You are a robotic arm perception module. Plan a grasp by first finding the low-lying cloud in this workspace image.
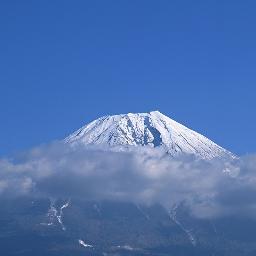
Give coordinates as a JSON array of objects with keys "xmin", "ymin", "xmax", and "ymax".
[{"xmin": 0, "ymin": 142, "xmax": 256, "ymax": 219}]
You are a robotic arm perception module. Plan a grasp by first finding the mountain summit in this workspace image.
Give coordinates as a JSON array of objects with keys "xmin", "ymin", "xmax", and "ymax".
[{"xmin": 65, "ymin": 111, "xmax": 233, "ymax": 160}]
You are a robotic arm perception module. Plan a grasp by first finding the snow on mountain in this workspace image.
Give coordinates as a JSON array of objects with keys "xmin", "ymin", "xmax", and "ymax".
[{"xmin": 64, "ymin": 111, "xmax": 234, "ymax": 160}]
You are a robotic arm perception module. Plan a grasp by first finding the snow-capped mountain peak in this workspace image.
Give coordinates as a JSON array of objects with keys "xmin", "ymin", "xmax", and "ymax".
[{"xmin": 65, "ymin": 111, "xmax": 234, "ymax": 160}]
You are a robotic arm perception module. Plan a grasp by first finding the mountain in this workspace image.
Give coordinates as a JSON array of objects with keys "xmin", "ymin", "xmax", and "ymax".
[
  {"xmin": 1, "ymin": 111, "xmax": 254, "ymax": 256},
  {"xmin": 65, "ymin": 111, "xmax": 234, "ymax": 160}
]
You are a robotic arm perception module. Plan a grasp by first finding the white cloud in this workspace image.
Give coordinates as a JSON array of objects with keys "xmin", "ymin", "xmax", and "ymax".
[{"xmin": 0, "ymin": 142, "xmax": 256, "ymax": 219}]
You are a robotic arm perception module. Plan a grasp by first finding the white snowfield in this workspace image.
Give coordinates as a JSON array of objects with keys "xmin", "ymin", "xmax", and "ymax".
[{"xmin": 65, "ymin": 111, "xmax": 234, "ymax": 160}]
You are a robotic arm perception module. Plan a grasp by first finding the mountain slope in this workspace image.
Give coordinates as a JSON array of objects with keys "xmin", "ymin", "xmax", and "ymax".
[{"xmin": 65, "ymin": 111, "xmax": 234, "ymax": 160}]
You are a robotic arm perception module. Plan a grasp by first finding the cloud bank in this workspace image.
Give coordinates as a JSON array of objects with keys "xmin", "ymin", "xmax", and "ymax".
[{"xmin": 0, "ymin": 142, "xmax": 256, "ymax": 219}]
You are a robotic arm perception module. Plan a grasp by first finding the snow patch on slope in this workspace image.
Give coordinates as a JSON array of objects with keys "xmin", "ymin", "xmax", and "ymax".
[
  {"xmin": 169, "ymin": 205, "xmax": 197, "ymax": 246},
  {"xmin": 78, "ymin": 239, "xmax": 93, "ymax": 248},
  {"xmin": 41, "ymin": 199, "xmax": 70, "ymax": 231}
]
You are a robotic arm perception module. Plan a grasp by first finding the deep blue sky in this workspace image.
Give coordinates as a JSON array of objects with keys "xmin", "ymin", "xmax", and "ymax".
[{"xmin": 0, "ymin": 0, "xmax": 255, "ymax": 156}]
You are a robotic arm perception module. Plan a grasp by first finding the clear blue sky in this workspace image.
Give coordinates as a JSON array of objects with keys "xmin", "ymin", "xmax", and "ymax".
[{"xmin": 0, "ymin": 0, "xmax": 255, "ymax": 156}]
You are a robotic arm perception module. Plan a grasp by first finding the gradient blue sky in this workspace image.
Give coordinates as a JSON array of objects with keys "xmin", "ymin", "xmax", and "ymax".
[{"xmin": 0, "ymin": 0, "xmax": 255, "ymax": 156}]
